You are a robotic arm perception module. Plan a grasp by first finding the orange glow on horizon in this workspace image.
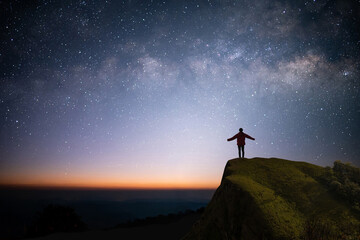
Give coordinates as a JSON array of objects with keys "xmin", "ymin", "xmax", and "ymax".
[
  {"xmin": 0, "ymin": 161, "xmax": 222, "ymax": 190},
  {"xmin": 0, "ymin": 180, "xmax": 218, "ymax": 190},
  {"xmin": 0, "ymin": 170, "xmax": 220, "ymax": 189}
]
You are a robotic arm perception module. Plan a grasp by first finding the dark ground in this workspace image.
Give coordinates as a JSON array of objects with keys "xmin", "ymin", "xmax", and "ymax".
[
  {"xmin": 0, "ymin": 187, "xmax": 213, "ymax": 240},
  {"xmin": 28, "ymin": 212, "xmax": 201, "ymax": 240}
]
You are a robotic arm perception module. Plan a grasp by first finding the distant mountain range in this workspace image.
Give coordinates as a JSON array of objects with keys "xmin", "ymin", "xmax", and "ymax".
[{"xmin": 0, "ymin": 188, "xmax": 212, "ymax": 239}]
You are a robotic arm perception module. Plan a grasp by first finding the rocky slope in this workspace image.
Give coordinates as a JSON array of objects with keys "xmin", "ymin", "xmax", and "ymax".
[{"xmin": 183, "ymin": 158, "xmax": 360, "ymax": 240}]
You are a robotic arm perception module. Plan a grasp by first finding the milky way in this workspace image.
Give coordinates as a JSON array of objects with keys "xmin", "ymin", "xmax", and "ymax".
[{"xmin": 1, "ymin": 0, "xmax": 359, "ymax": 187}]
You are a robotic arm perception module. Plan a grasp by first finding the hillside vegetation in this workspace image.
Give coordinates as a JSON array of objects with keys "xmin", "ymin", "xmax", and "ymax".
[{"xmin": 184, "ymin": 158, "xmax": 360, "ymax": 240}]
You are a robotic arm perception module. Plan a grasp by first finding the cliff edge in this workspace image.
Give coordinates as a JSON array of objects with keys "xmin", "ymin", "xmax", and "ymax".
[{"xmin": 183, "ymin": 158, "xmax": 360, "ymax": 240}]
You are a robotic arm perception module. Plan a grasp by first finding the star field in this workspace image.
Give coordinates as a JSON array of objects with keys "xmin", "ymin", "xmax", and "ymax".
[{"xmin": 1, "ymin": 0, "xmax": 359, "ymax": 188}]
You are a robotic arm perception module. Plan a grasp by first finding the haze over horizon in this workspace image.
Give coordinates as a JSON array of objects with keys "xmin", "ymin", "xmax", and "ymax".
[{"xmin": 1, "ymin": 0, "xmax": 359, "ymax": 189}]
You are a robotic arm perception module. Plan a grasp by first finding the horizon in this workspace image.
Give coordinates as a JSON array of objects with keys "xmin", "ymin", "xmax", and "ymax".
[
  {"xmin": 1, "ymin": 0, "xmax": 359, "ymax": 188},
  {"xmin": 0, "ymin": 157, "xmax": 348, "ymax": 189},
  {"xmin": 0, "ymin": 181, "xmax": 218, "ymax": 190},
  {"xmin": 0, "ymin": 184, "xmax": 217, "ymax": 190}
]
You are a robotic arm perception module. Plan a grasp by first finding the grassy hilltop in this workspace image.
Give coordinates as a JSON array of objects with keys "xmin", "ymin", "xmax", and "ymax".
[{"xmin": 184, "ymin": 158, "xmax": 360, "ymax": 240}]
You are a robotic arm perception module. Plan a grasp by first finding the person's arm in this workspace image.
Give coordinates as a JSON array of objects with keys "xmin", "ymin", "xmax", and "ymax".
[
  {"xmin": 227, "ymin": 134, "xmax": 238, "ymax": 141},
  {"xmin": 245, "ymin": 134, "xmax": 255, "ymax": 141}
]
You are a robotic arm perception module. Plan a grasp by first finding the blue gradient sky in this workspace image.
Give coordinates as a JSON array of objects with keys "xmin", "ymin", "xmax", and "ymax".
[{"xmin": 1, "ymin": 0, "xmax": 359, "ymax": 188}]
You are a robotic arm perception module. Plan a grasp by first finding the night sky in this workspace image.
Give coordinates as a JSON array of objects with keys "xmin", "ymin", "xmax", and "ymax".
[{"xmin": 1, "ymin": 0, "xmax": 359, "ymax": 188}]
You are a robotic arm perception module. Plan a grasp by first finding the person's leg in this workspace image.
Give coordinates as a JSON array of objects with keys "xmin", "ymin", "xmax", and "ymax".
[
  {"xmin": 238, "ymin": 145, "xmax": 241, "ymax": 158},
  {"xmin": 241, "ymin": 145, "xmax": 245, "ymax": 158}
]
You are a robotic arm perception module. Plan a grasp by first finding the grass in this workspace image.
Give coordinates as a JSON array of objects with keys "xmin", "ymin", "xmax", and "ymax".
[{"xmin": 224, "ymin": 158, "xmax": 360, "ymax": 239}]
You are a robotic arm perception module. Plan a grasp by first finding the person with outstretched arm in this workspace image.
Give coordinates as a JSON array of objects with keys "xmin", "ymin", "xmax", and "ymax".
[{"xmin": 227, "ymin": 128, "xmax": 255, "ymax": 158}]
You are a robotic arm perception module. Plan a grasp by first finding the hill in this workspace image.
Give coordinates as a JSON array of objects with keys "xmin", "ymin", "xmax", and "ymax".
[{"xmin": 183, "ymin": 158, "xmax": 360, "ymax": 240}]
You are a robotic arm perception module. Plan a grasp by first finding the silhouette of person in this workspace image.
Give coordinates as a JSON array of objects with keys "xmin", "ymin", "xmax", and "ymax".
[{"xmin": 227, "ymin": 128, "xmax": 255, "ymax": 158}]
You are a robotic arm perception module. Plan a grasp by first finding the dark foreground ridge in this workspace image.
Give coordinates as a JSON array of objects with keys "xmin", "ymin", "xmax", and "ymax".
[{"xmin": 183, "ymin": 157, "xmax": 360, "ymax": 240}]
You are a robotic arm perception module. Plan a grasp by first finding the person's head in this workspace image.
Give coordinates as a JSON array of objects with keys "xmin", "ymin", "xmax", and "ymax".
[{"xmin": 239, "ymin": 128, "xmax": 243, "ymax": 132}]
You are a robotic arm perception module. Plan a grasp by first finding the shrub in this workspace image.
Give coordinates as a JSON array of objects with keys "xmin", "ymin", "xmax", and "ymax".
[{"xmin": 320, "ymin": 161, "xmax": 360, "ymax": 212}]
